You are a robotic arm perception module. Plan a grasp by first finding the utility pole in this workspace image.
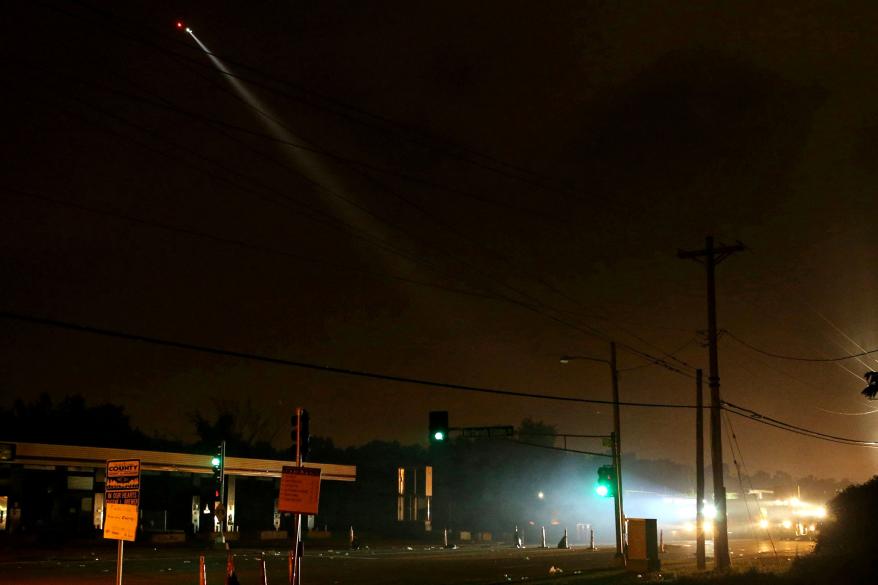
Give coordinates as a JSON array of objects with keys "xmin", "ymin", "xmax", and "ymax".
[
  {"xmin": 678, "ymin": 236, "xmax": 744, "ymax": 571},
  {"xmin": 695, "ymin": 369, "xmax": 705, "ymax": 570},
  {"xmin": 610, "ymin": 342, "xmax": 625, "ymax": 563}
]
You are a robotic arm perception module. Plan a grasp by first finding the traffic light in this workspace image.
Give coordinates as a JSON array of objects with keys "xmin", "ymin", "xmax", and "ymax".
[
  {"xmin": 212, "ymin": 442, "xmax": 225, "ymax": 502},
  {"xmin": 429, "ymin": 411, "xmax": 449, "ymax": 443},
  {"xmin": 595, "ymin": 464, "xmax": 616, "ymax": 498},
  {"xmin": 291, "ymin": 408, "xmax": 311, "ymax": 462}
]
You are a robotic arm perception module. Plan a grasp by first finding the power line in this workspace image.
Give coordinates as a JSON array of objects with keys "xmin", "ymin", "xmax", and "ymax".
[
  {"xmin": 8, "ymin": 61, "xmax": 566, "ymax": 321},
  {"xmin": 723, "ymin": 408, "xmax": 875, "ymax": 447},
  {"xmin": 722, "ymin": 411, "xmax": 778, "ymax": 557},
  {"xmin": 722, "ymin": 401, "xmax": 878, "ymax": 447},
  {"xmin": 6, "ymin": 308, "xmax": 874, "ymax": 452},
  {"xmin": 1, "ymin": 186, "xmax": 499, "ymax": 302},
  {"xmin": 7, "ymin": 72, "xmax": 696, "ymax": 378},
  {"xmin": 725, "ymin": 330, "xmax": 878, "ymax": 364},
  {"xmin": 0, "ymin": 310, "xmax": 700, "ymax": 410},
  {"xmin": 7, "ymin": 72, "xmax": 467, "ymax": 290},
  {"xmin": 15, "ymin": 7, "xmax": 702, "ymax": 378},
  {"xmin": 42, "ymin": 69, "xmax": 694, "ymax": 378}
]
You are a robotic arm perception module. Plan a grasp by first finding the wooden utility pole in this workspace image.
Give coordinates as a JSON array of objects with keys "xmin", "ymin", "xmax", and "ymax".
[
  {"xmin": 678, "ymin": 236, "xmax": 744, "ymax": 571},
  {"xmin": 695, "ymin": 369, "xmax": 705, "ymax": 570}
]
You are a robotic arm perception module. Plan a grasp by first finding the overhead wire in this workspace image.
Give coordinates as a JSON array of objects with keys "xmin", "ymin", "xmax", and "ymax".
[
  {"xmin": 721, "ymin": 401, "xmax": 878, "ymax": 447},
  {"xmin": 17, "ymin": 0, "xmax": 878, "ymax": 463},
  {"xmin": 22, "ymin": 2, "xmax": 702, "ymax": 377},
  {"xmin": 6, "ymin": 308, "xmax": 875, "ymax": 453},
  {"xmin": 721, "ymin": 410, "xmax": 778, "ymax": 557},
  {"xmin": 17, "ymin": 58, "xmax": 698, "ymax": 379},
  {"xmin": 77, "ymin": 45, "xmax": 697, "ymax": 375},
  {"xmin": 725, "ymin": 331, "xmax": 878, "ymax": 364},
  {"xmin": 10, "ymin": 70, "xmax": 695, "ymax": 379},
  {"xmin": 721, "ymin": 331, "xmax": 875, "ymax": 416},
  {"xmin": 1, "ymin": 186, "xmax": 502, "ymax": 302},
  {"xmin": 42, "ymin": 0, "xmax": 704, "ymax": 371},
  {"xmin": 723, "ymin": 293, "xmax": 867, "ymax": 383},
  {"xmin": 0, "ymin": 310, "xmax": 700, "ymax": 410},
  {"xmin": 5, "ymin": 67, "xmax": 483, "ymax": 296}
]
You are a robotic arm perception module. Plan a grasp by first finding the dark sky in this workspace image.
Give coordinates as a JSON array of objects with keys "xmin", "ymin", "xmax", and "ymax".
[{"xmin": 2, "ymin": 1, "xmax": 877, "ymax": 482}]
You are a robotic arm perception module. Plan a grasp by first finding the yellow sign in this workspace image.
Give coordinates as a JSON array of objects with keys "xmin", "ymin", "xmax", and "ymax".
[
  {"xmin": 103, "ymin": 503, "xmax": 138, "ymax": 542},
  {"xmin": 278, "ymin": 466, "xmax": 321, "ymax": 514}
]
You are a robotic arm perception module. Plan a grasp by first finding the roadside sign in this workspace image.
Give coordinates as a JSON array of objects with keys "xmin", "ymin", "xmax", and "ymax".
[
  {"xmin": 104, "ymin": 459, "xmax": 140, "ymax": 542},
  {"xmin": 278, "ymin": 466, "xmax": 321, "ymax": 514},
  {"xmin": 105, "ymin": 459, "xmax": 141, "ymax": 505},
  {"xmin": 104, "ymin": 503, "xmax": 138, "ymax": 541}
]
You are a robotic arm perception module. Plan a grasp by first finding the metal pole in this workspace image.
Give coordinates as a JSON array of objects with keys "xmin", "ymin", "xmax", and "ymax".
[
  {"xmin": 116, "ymin": 540, "xmax": 123, "ymax": 585},
  {"xmin": 706, "ymin": 237, "xmax": 731, "ymax": 570},
  {"xmin": 292, "ymin": 407, "xmax": 303, "ymax": 585},
  {"xmin": 610, "ymin": 342, "xmax": 625, "ymax": 563},
  {"xmin": 696, "ymin": 369, "xmax": 706, "ymax": 569},
  {"xmin": 220, "ymin": 440, "xmax": 226, "ymax": 537}
]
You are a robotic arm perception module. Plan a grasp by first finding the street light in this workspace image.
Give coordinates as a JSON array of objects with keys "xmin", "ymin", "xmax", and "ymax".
[{"xmin": 560, "ymin": 341, "xmax": 625, "ymax": 562}]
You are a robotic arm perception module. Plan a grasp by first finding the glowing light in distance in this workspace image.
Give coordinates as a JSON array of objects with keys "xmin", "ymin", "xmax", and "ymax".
[
  {"xmin": 433, "ymin": 431, "xmax": 445, "ymax": 441},
  {"xmin": 595, "ymin": 484, "xmax": 609, "ymax": 497},
  {"xmin": 537, "ymin": 491, "xmax": 544, "ymax": 499},
  {"xmin": 211, "ymin": 456, "xmax": 221, "ymax": 466},
  {"xmin": 703, "ymin": 504, "xmax": 717, "ymax": 519},
  {"xmin": 758, "ymin": 519, "xmax": 769, "ymax": 529},
  {"xmin": 782, "ymin": 520, "xmax": 792, "ymax": 529},
  {"xmin": 816, "ymin": 507, "xmax": 827, "ymax": 518}
]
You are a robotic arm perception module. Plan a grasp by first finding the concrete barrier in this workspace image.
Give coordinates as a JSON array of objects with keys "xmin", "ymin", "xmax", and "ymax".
[
  {"xmin": 150, "ymin": 532, "xmax": 187, "ymax": 544},
  {"xmin": 306, "ymin": 530, "xmax": 332, "ymax": 539},
  {"xmin": 260, "ymin": 530, "xmax": 288, "ymax": 541}
]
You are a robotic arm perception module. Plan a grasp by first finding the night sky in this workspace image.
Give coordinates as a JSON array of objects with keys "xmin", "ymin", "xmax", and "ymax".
[{"xmin": 2, "ymin": 1, "xmax": 877, "ymax": 482}]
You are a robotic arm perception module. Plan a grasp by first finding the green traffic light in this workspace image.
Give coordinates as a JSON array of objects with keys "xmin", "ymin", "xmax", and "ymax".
[
  {"xmin": 595, "ymin": 484, "xmax": 609, "ymax": 497},
  {"xmin": 433, "ymin": 431, "xmax": 445, "ymax": 441},
  {"xmin": 211, "ymin": 456, "xmax": 221, "ymax": 467}
]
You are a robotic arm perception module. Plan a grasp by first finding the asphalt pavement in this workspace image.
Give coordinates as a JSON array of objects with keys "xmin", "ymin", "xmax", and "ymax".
[{"xmin": 0, "ymin": 538, "xmax": 815, "ymax": 585}]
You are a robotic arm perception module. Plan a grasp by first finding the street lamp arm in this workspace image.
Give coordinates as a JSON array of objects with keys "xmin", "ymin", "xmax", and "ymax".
[{"xmin": 559, "ymin": 354, "xmax": 611, "ymax": 366}]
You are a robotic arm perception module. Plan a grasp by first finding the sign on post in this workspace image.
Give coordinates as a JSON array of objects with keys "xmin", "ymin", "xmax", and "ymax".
[
  {"xmin": 278, "ymin": 466, "xmax": 321, "ymax": 515},
  {"xmin": 104, "ymin": 459, "xmax": 140, "ymax": 542}
]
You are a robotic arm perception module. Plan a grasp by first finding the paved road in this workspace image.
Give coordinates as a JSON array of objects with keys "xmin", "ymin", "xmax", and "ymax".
[{"xmin": 0, "ymin": 539, "xmax": 815, "ymax": 584}]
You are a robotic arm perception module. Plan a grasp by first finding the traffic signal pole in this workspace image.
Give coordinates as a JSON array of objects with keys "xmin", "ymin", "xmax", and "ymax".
[{"xmin": 560, "ymin": 345, "xmax": 625, "ymax": 563}]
